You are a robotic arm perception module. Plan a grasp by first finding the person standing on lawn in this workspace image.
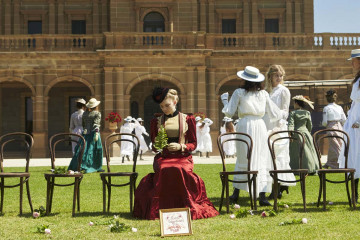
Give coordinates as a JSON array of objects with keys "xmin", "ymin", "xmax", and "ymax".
[
  {"xmin": 135, "ymin": 117, "xmax": 149, "ymax": 160},
  {"xmin": 69, "ymin": 98, "xmax": 86, "ymax": 155},
  {"xmin": 197, "ymin": 117, "xmax": 213, "ymax": 158}
]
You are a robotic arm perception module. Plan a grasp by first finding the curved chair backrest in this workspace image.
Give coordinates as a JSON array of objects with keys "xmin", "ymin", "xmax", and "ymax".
[
  {"xmin": 0, "ymin": 132, "xmax": 34, "ymax": 173},
  {"xmin": 313, "ymin": 129, "xmax": 350, "ymax": 169},
  {"xmin": 104, "ymin": 133, "xmax": 140, "ymax": 173},
  {"xmin": 48, "ymin": 133, "xmax": 86, "ymax": 171},
  {"xmin": 268, "ymin": 130, "xmax": 305, "ymax": 170},
  {"xmin": 217, "ymin": 132, "xmax": 253, "ymax": 172}
]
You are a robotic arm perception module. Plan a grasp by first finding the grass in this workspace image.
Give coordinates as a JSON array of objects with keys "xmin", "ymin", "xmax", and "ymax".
[{"xmin": 1, "ymin": 164, "xmax": 360, "ymax": 239}]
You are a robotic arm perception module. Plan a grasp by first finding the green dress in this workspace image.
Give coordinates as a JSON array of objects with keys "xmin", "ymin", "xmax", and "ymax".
[
  {"xmin": 68, "ymin": 110, "xmax": 103, "ymax": 173},
  {"xmin": 288, "ymin": 109, "xmax": 319, "ymax": 174}
]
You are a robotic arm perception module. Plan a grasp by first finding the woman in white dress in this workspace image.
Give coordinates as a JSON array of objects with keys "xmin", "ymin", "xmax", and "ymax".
[
  {"xmin": 120, "ymin": 116, "xmax": 139, "ymax": 163},
  {"xmin": 198, "ymin": 118, "xmax": 213, "ymax": 158},
  {"xmin": 69, "ymin": 98, "xmax": 86, "ymax": 155},
  {"xmin": 220, "ymin": 117, "xmax": 236, "ymax": 158},
  {"xmin": 221, "ymin": 66, "xmax": 281, "ymax": 206},
  {"xmin": 322, "ymin": 90, "xmax": 346, "ymax": 169},
  {"xmin": 194, "ymin": 116, "xmax": 202, "ymax": 155},
  {"xmin": 135, "ymin": 118, "xmax": 150, "ymax": 160},
  {"xmin": 338, "ymin": 49, "xmax": 360, "ymax": 202},
  {"xmin": 264, "ymin": 65, "xmax": 296, "ymax": 199}
]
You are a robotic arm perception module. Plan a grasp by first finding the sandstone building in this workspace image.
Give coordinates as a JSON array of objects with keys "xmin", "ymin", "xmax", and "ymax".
[{"xmin": 0, "ymin": 0, "xmax": 358, "ymax": 156}]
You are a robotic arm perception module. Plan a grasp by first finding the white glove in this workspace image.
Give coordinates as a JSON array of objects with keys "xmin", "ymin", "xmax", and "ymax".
[
  {"xmin": 221, "ymin": 92, "xmax": 229, "ymax": 105},
  {"xmin": 94, "ymin": 132, "xmax": 99, "ymax": 142},
  {"xmin": 167, "ymin": 142, "xmax": 181, "ymax": 152}
]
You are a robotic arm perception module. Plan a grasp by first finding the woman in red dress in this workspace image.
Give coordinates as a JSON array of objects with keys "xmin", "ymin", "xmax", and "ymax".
[{"xmin": 133, "ymin": 87, "xmax": 219, "ymax": 220}]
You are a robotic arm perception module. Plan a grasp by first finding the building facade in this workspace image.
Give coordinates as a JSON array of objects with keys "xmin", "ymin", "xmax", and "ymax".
[{"xmin": 0, "ymin": 0, "xmax": 358, "ymax": 156}]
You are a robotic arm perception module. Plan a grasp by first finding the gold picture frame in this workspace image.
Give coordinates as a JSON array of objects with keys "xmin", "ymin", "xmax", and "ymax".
[{"xmin": 159, "ymin": 208, "xmax": 193, "ymax": 237}]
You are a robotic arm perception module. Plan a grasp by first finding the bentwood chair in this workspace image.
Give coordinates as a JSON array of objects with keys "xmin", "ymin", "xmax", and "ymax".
[
  {"xmin": 100, "ymin": 133, "xmax": 140, "ymax": 213},
  {"xmin": 217, "ymin": 132, "xmax": 258, "ymax": 213},
  {"xmin": 44, "ymin": 133, "xmax": 85, "ymax": 217},
  {"xmin": 0, "ymin": 132, "xmax": 34, "ymax": 215},
  {"xmin": 268, "ymin": 130, "xmax": 308, "ymax": 211},
  {"xmin": 313, "ymin": 129, "xmax": 356, "ymax": 210}
]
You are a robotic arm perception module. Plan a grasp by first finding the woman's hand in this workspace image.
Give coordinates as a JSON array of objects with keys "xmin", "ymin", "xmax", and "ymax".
[{"xmin": 167, "ymin": 143, "xmax": 181, "ymax": 151}]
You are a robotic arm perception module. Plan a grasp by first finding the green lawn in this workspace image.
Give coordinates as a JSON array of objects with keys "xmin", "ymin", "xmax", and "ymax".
[{"xmin": 0, "ymin": 164, "xmax": 359, "ymax": 239}]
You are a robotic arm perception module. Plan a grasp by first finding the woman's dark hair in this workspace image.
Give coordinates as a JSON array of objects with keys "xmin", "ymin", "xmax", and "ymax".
[
  {"xmin": 199, "ymin": 122, "xmax": 205, "ymax": 129},
  {"xmin": 76, "ymin": 102, "xmax": 85, "ymax": 109},
  {"xmin": 294, "ymin": 99, "xmax": 306, "ymax": 108},
  {"xmin": 225, "ymin": 122, "xmax": 235, "ymax": 133},
  {"xmin": 241, "ymin": 80, "xmax": 264, "ymax": 92}
]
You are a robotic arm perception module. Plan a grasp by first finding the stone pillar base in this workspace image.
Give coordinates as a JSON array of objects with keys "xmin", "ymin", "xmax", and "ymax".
[{"xmin": 32, "ymin": 131, "xmax": 48, "ymax": 158}]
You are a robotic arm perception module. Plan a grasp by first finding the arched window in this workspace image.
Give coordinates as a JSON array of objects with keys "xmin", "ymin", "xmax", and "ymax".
[{"xmin": 143, "ymin": 12, "xmax": 165, "ymax": 32}]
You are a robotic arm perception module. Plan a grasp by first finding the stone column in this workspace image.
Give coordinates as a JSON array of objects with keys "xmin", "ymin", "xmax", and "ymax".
[
  {"xmin": 197, "ymin": 66, "xmax": 207, "ymax": 114},
  {"xmin": 33, "ymin": 70, "xmax": 47, "ymax": 157},
  {"xmin": 101, "ymin": 0, "xmax": 108, "ymax": 32},
  {"xmin": 251, "ymin": 0, "xmax": 258, "ymax": 33},
  {"xmin": 94, "ymin": 69, "xmax": 102, "ymax": 100},
  {"xmin": 103, "ymin": 67, "xmax": 114, "ymax": 130},
  {"xmin": 124, "ymin": 94, "xmax": 131, "ymax": 117},
  {"xmin": 135, "ymin": 7, "xmax": 140, "ymax": 32},
  {"xmin": 92, "ymin": 0, "xmax": 99, "ymax": 34},
  {"xmin": 191, "ymin": 0, "xmax": 198, "ymax": 31},
  {"xmin": 208, "ymin": 68, "xmax": 218, "ymax": 129},
  {"xmin": 57, "ymin": 0, "xmax": 65, "ymax": 34},
  {"xmin": 243, "ymin": 0, "xmax": 250, "ymax": 33},
  {"xmin": 286, "ymin": 0, "xmax": 293, "ymax": 33},
  {"xmin": 114, "ymin": 67, "xmax": 124, "ymax": 114},
  {"xmin": 186, "ymin": 67, "xmax": 195, "ymax": 113},
  {"xmin": 48, "ymin": 0, "xmax": 55, "ymax": 34},
  {"xmin": 294, "ymin": 0, "xmax": 301, "ymax": 33},
  {"xmin": 208, "ymin": 0, "xmax": 215, "ymax": 33},
  {"xmin": 199, "ymin": 0, "xmax": 207, "ymax": 32},
  {"xmin": 4, "ymin": 0, "xmax": 11, "ymax": 34},
  {"xmin": 13, "ymin": 0, "xmax": 20, "ymax": 34}
]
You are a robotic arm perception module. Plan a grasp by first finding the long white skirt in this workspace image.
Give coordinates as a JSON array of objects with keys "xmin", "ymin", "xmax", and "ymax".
[
  {"xmin": 136, "ymin": 134, "xmax": 149, "ymax": 152},
  {"xmin": 198, "ymin": 133, "xmax": 212, "ymax": 152},
  {"xmin": 121, "ymin": 135, "xmax": 134, "ymax": 156},
  {"xmin": 222, "ymin": 134, "xmax": 236, "ymax": 156},
  {"xmin": 233, "ymin": 116, "xmax": 273, "ymax": 197}
]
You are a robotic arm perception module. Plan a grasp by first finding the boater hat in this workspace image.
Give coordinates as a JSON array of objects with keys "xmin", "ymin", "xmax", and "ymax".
[
  {"xmin": 136, "ymin": 118, "xmax": 143, "ymax": 122},
  {"xmin": 292, "ymin": 95, "xmax": 314, "ymax": 110},
  {"xmin": 237, "ymin": 66, "xmax": 265, "ymax": 82},
  {"xmin": 75, "ymin": 98, "xmax": 86, "ymax": 105},
  {"xmin": 86, "ymin": 98, "xmax": 100, "ymax": 108},
  {"xmin": 348, "ymin": 49, "xmax": 360, "ymax": 60},
  {"xmin": 195, "ymin": 116, "xmax": 202, "ymax": 122},
  {"xmin": 124, "ymin": 116, "xmax": 133, "ymax": 122}
]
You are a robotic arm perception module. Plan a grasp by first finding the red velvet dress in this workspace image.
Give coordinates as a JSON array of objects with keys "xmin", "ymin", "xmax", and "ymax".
[{"xmin": 133, "ymin": 113, "xmax": 219, "ymax": 220}]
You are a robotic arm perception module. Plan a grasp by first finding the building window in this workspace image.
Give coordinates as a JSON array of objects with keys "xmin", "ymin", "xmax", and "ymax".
[
  {"xmin": 72, "ymin": 20, "xmax": 86, "ymax": 34},
  {"xmin": 265, "ymin": 19, "xmax": 279, "ymax": 33},
  {"xmin": 143, "ymin": 12, "xmax": 165, "ymax": 32},
  {"xmin": 28, "ymin": 21, "xmax": 42, "ymax": 34},
  {"xmin": 222, "ymin": 19, "xmax": 236, "ymax": 33}
]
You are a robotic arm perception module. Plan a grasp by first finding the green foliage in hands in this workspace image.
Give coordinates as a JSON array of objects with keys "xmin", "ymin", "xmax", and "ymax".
[{"xmin": 154, "ymin": 125, "xmax": 168, "ymax": 152}]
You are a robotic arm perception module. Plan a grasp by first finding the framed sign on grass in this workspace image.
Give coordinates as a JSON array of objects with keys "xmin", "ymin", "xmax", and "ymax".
[{"xmin": 159, "ymin": 208, "xmax": 193, "ymax": 237}]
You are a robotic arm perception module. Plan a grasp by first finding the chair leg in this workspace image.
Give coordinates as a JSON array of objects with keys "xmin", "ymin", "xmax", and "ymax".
[
  {"xmin": 322, "ymin": 173, "xmax": 326, "ymax": 210},
  {"xmin": 26, "ymin": 179, "xmax": 33, "ymax": 213},
  {"xmin": 225, "ymin": 175, "xmax": 229, "ymax": 213},
  {"xmin": 273, "ymin": 175, "xmax": 278, "ymax": 211},
  {"xmin": 49, "ymin": 177, "xmax": 55, "ymax": 214},
  {"xmin": 72, "ymin": 177, "xmax": 79, "ymax": 217},
  {"xmin": 248, "ymin": 178, "xmax": 253, "ymax": 210},
  {"xmin": 301, "ymin": 174, "xmax": 306, "ymax": 212},
  {"xmin": 77, "ymin": 182, "xmax": 80, "ymax": 212},
  {"xmin": 317, "ymin": 174, "xmax": 322, "ymax": 208},
  {"xmin": 130, "ymin": 177, "xmax": 134, "ymax": 213},
  {"xmin": 219, "ymin": 175, "xmax": 225, "ymax": 212},
  {"xmin": 253, "ymin": 175, "xmax": 257, "ymax": 211},
  {"xmin": 351, "ymin": 173, "xmax": 356, "ymax": 209},
  {"xmin": 0, "ymin": 178, "xmax": 4, "ymax": 214},
  {"xmin": 45, "ymin": 177, "xmax": 50, "ymax": 215},
  {"xmin": 19, "ymin": 177, "xmax": 23, "ymax": 216},
  {"xmin": 107, "ymin": 177, "xmax": 112, "ymax": 212},
  {"xmin": 101, "ymin": 177, "xmax": 106, "ymax": 213},
  {"xmin": 345, "ymin": 173, "xmax": 352, "ymax": 208}
]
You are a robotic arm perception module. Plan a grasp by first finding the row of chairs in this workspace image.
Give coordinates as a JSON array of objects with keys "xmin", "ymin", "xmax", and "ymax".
[
  {"xmin": 0, "ymin": 129, "xmax": 356, "ymax": 216},
  {"xmin": 0, "ymin": 132, "xmax": 139, "ymax": 217},
  {"xmin": 217, "ymin": 129, "xmax": 356, "ymax": 213}
]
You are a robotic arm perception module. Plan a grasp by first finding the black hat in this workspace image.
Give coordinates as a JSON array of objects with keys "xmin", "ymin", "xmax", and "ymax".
[
  {"xmin": 325, "ymin": 89, "xmax": 337, "ymax": 96},
  {"xmin": 152, "ymin": 87, "xmax": 169, "ymax": 104}
]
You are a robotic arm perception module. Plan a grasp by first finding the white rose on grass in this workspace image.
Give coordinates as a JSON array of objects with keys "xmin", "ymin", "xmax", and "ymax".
[
  {"xmin": 32, "ymin": 212, "xmax": 40, "ymax": 218},
  {"xmin": 89, "ymin": 221, "xmax": 94, "ymax": 226},
  {"xmin": 131, "ymin": 227, "xmax": 138, "ymax": 233},
  {"xmin": 44, "ymin": 229, "xmax": 51, "ymax": 234},
  {"xmin": 114, "ymin": 215, "xmax": 119, "ymax": 219},
  {"xmin": 302, "ymin": 218, "xmax": 308, "ymax": 224},
  {"xmin": 284, "ymin": 204, "xmax": 289, "ymax": 208},
  {"xmin": 234, "ymin": 204, "xmax": 240, "ymax": 209},
  {"xmin": 229, "ymin": 214, "xmax": 236, "ymax": 219}
]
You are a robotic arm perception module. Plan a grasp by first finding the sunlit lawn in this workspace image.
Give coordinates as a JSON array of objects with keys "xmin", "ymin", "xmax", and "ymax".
[{"xmin": 0, "ymin": 164, "xmax": 360, "ymax": 239}]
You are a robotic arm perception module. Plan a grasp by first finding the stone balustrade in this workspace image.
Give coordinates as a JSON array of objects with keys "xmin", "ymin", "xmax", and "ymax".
[{"xmin": 0, "ymin": 32, "xmax": 359, "ymax": 52}]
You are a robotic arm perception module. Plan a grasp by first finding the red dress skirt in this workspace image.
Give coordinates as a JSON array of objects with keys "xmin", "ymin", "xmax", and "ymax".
[{"xmin": 133, "ymin": 151, "xmax": 219, "ymax": 220}]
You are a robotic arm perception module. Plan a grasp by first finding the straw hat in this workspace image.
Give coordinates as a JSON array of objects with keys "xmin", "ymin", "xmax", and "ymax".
[
  {"xmin": 292, "ymin": 95, "xmax": 314, "ymax": 109},
  {"xmin": 86, "ymin": 98, "xmax": 100, "ymax": 108},
  {"xmin": 237, "ymin": 66, "xmax": 265, "ymax": 82},
  {"xmin": 124, "ymin": 116, "xmax": 133, "ymax": 122},
  {"xmin": 347, "ymin": 49, "xmax": 360, "ymax": 60},
  {"xmin": 75, "ymin": 98, "xmax": 86, "ymax": 105}
]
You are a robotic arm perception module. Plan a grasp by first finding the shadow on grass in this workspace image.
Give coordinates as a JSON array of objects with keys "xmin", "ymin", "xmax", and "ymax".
[{"xmin": 75, "ymin": 211, "xmax": 134, "ymax": 219}]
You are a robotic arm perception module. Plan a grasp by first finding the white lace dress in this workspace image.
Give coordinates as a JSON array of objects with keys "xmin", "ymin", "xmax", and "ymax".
[
  {"xmin": 69, "ymin": 109, "xmax": 84, "ymax": 154},
  {"xmin": 198, "ymin": 119, "xmax": 213, "ymax": 153},
  {"xmin": 264, "ymin": 84, "xmax": 296, "ymax": 186},
  {"xmin": 135, "ymin": 125, "xmax": 149, "ymax": 152},
  {"xmin": 120, "ymin": 122, "xmax": 137, "ymax": 156},
  {"xmin": 220, "ymin": 125, "xmax": 236, "ymax": 156},
  {"xmin": 222, "ymin": 88, "xmax": 281, "ymax": 197}
]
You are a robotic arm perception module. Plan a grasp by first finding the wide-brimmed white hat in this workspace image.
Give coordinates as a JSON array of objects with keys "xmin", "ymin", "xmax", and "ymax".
[
  {"xmin": 348, "ymin": 49, "xmax": 360, "ymax": 60},
  {"xmin": 237, "ymin": 66, "xmax": 265, "ymax": 82},
  {"xmin": 195, "ymin": 116, "xmax": 202, "ymax": 122},
  {"xmin": 75, "ymin": 98, "xmax": 86, "ymax": 105},
  {"xmin": 292, "ymin": 95, "xmax": 314, "ymax": 109},
  {"xmin": 203, "ymin": 118, "xmax": 211, "ymax": 123},
  {"xmin": 124, "ymin": 116, "xmax": 132, "ymax": 122},
  {"xmin": 137, "ymin": 118, "xmax": 143, "ymax": 122},
  {"xmin": 86, "ymin": 98, "xmax": 100, "ymax": 108}
]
